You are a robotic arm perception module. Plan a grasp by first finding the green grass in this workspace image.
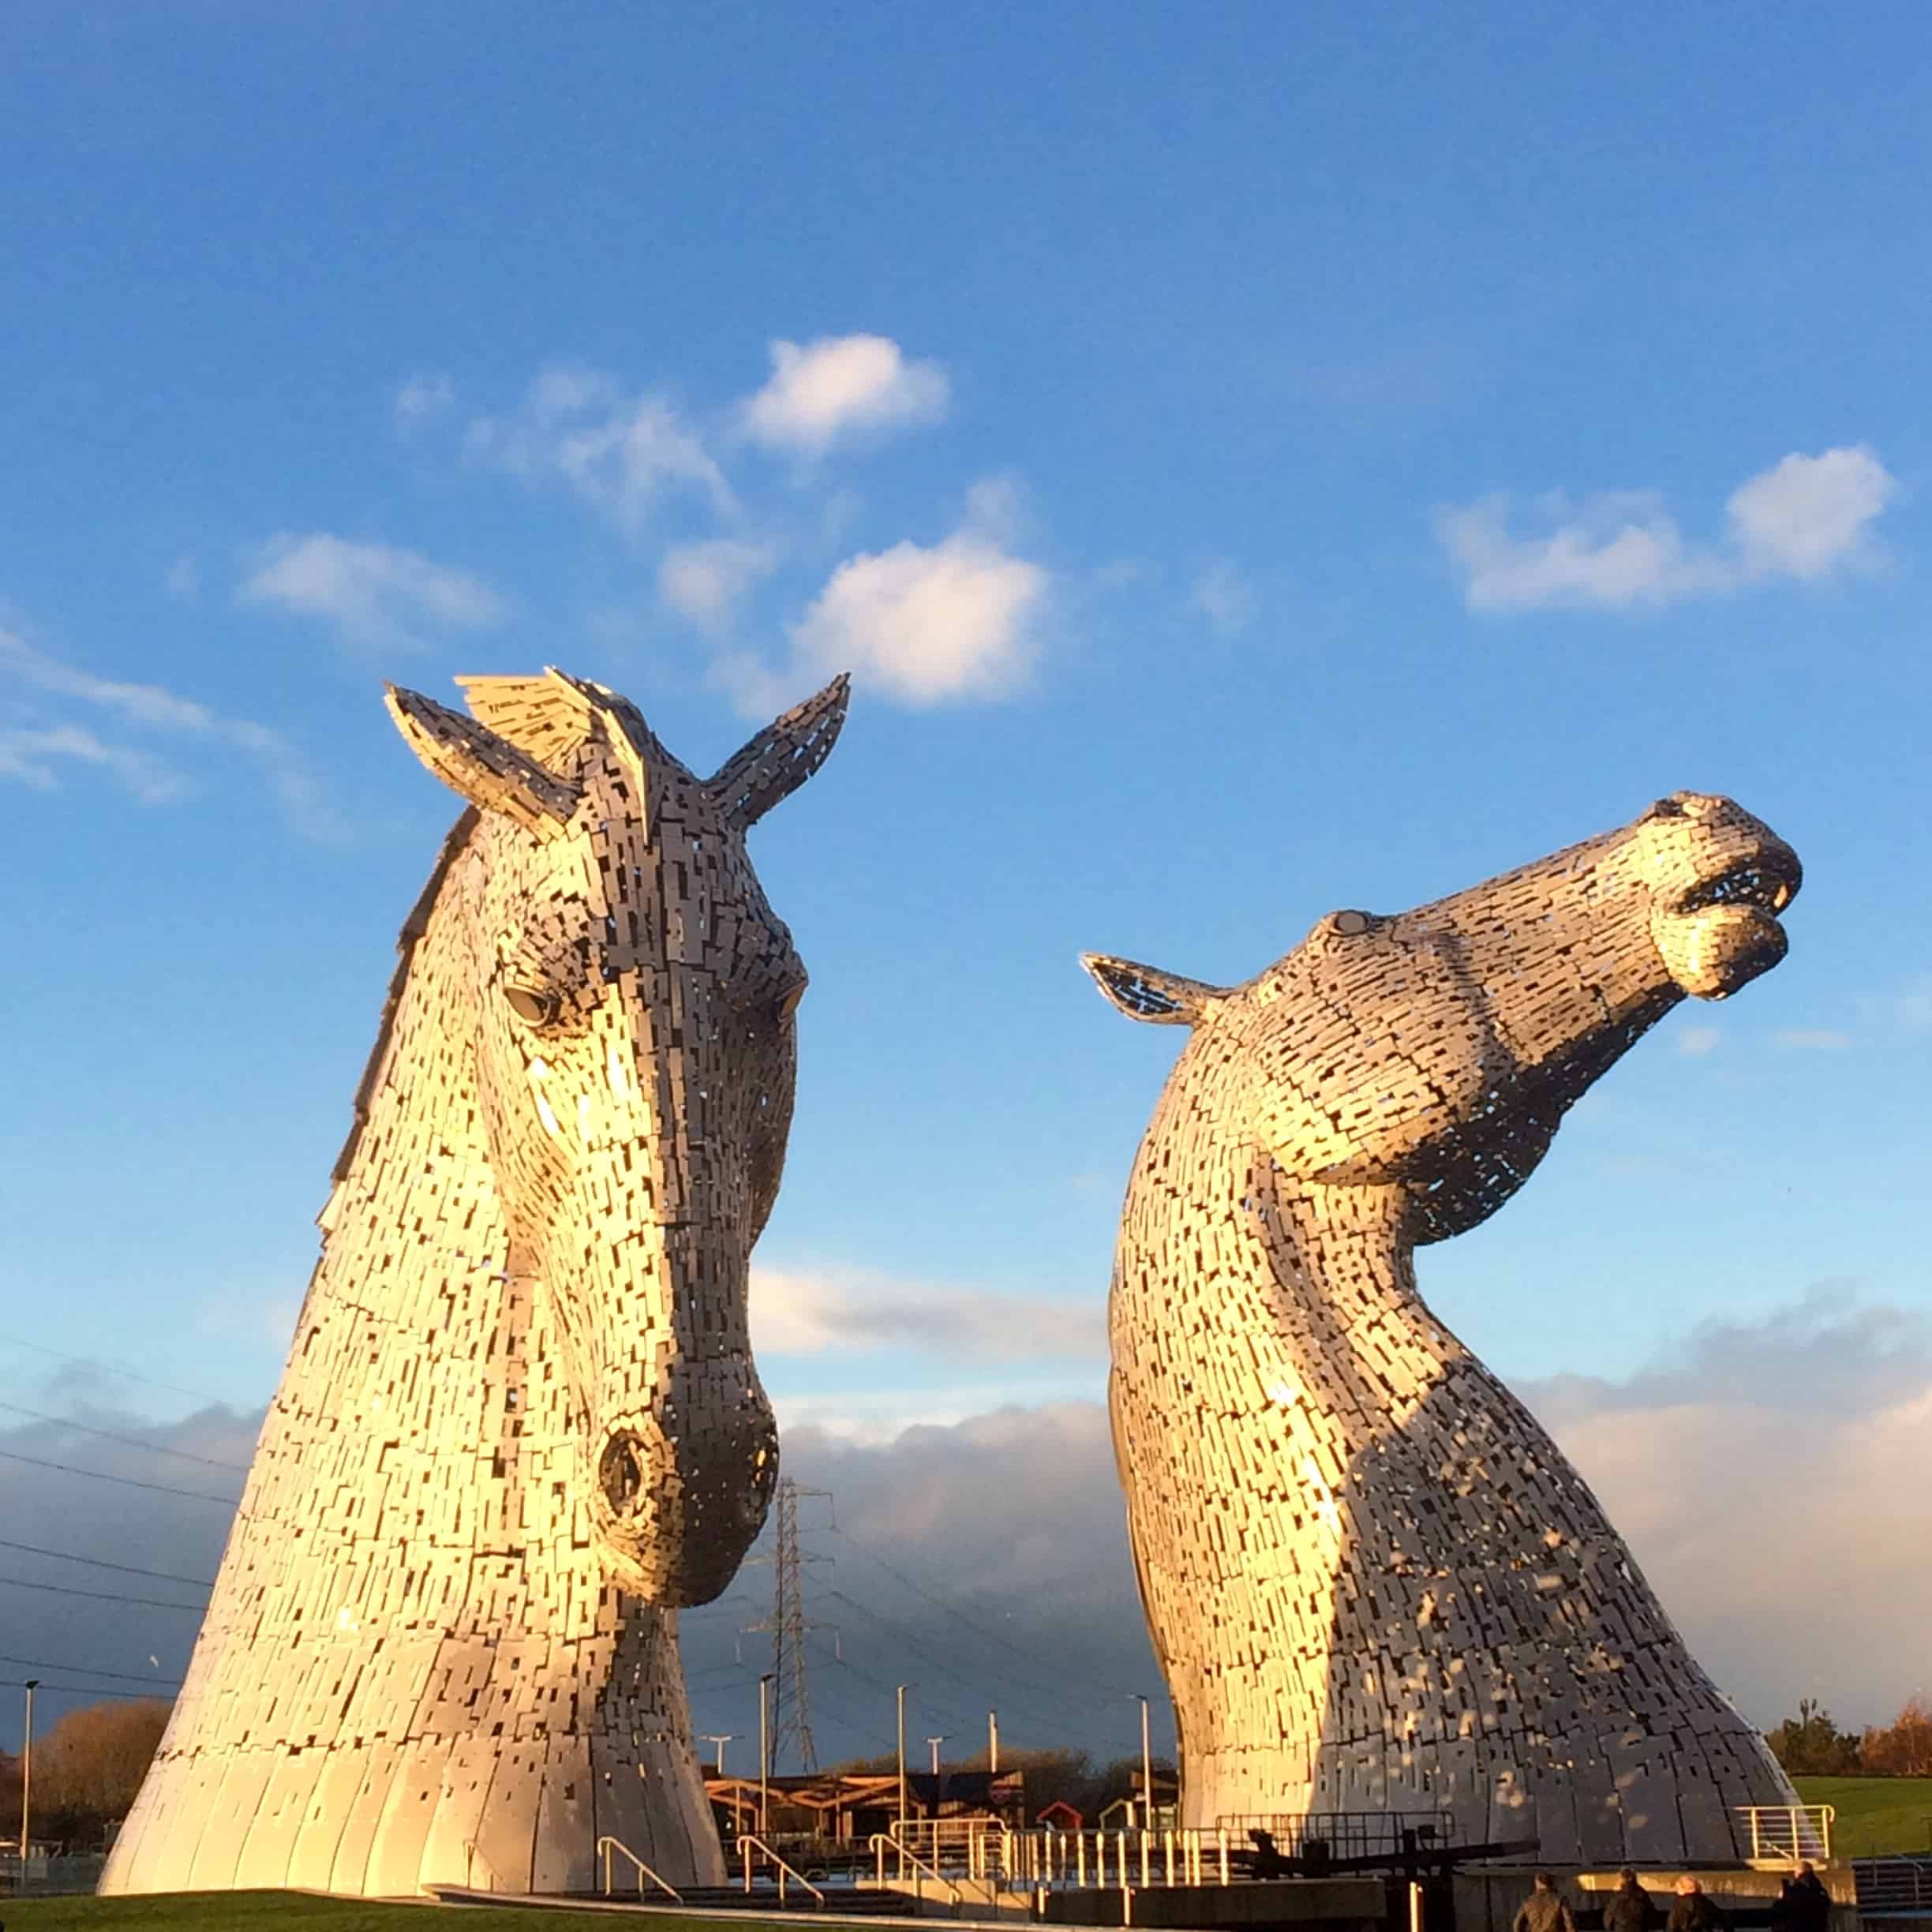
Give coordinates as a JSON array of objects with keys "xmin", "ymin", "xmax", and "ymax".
[
  {"xmin": 1792, "ymin": 1776, "xmax": 1932, "ymax": 1857},
  {"xmin": 0, "ymin": 1895, "xmax": 798, "ymax": 1932}
]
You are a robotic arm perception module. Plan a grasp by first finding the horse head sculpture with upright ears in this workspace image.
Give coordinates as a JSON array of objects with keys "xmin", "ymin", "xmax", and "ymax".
[
  {"xmin": 1084, "ymin": 792, "xmax": 1804, "ymax": 1863},
  {"xmin": 384, "ymin": 668, "xmax": 848, "ymax": 1604},
  {"xmin": 103, "ymin": 668, "xmax": 848, "ymax": 1902}
]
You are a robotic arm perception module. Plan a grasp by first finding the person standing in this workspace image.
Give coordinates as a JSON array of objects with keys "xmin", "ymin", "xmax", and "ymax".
[
  {"xmin": 1667, "ymin": 1876, "xmax": 1728, "ymax": 1932},
  {"xmin": 1788, "ymin": 1862, "xmax": 1832, "ymax": 1932},
  {"xmin": 1515, "ymin": 1872, "xmax": 1578, "ymax": 1932},
  {"xmin": 1605, "ymin": 1868, "xmax": 1660, "ymax": 1932}
]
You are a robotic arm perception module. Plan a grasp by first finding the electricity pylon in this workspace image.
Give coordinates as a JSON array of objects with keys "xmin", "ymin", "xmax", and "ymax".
[{"xmin": 741, "ymin": 1478, "xmax": 837, "ymax": 1773}]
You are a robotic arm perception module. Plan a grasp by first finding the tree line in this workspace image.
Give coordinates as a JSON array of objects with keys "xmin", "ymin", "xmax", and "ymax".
[{"xmin": 1765, "ymin": 1696, "xmax": 1932, "ymax": 1777}]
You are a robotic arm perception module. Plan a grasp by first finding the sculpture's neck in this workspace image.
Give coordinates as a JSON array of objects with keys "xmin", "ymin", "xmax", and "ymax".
[{"xmin": 1113, "ymin": 1073, "xmax": 1462, "ymax": 1442}]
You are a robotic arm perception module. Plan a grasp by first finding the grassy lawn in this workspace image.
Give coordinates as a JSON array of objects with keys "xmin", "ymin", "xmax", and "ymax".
[
  {"xmin": 1792, "ymin": 1775, "xmax": 1932, "ymax": 1857},
  {"xmin": 1, "ymin": 1895, "xmax": 798, "ymax": 1932}
]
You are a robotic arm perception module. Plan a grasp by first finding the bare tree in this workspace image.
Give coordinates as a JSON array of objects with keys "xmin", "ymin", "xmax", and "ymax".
[{"xmin": 32, "ymin": 1699, "xmax": 174, "ymax": 1848}]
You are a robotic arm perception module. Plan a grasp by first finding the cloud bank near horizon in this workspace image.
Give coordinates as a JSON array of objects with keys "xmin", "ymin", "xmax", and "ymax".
[{"xmin": 3, "ymin": 1286, "xmax": 1923, "ymax": 1758}]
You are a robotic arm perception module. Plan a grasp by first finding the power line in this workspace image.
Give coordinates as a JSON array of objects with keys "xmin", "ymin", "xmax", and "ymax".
[
  {"xmin": 0, "ymin": 1574, "xmax": 207, "ymax": 1612},
  {"xmin": 827, "ymin": 1526, "xmax": 1138, "ymax": 1700},
  {"xmin": 0, "ymin": 1331, "xmax": 227, "ymax": 1406},
  {"xmin": 1, "ymin": 1676, "xmax": 175, "ymax": 1703},
  {"xmin": 824, "ymin": 1586, "xmax": 1105, "ymax": 1735},
  {"xmin": 0, "ymin": 1447, "xmax": 238, "ymax": 1506},
  {"xmin": 0, "ymin": 1400, "xmax": 252, "ymax": 1473},
  {"xmin": 0, "ymin": 1537, "xmax": 214, "ymax": 1591},
  {"xmin": 0, "ymin": 1653, "xmax": 185, "ymax": 1689}
]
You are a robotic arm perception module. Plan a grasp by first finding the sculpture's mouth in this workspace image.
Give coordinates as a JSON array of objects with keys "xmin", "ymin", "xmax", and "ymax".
[{"xmin": 1655, "ymin": 842, "xmax": 1803, "ymax": 1001}]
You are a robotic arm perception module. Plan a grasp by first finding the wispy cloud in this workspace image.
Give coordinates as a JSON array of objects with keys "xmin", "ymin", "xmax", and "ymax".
[
  {"xmin": 739, "ymin": 334, "xmax": 949, "ymax": 457},
  {"xmin": 1676, "ymin": 1024, "xmax": 1721, "ymax": 1058},
  {"xmin": 1898, "ymin": 975, "xmax": 1932, "ymax": 1032},
  {"xmin": 238, "ymin": 532, "xmax": 507, "ymax": 651},
  {"xmin": 657, "ymin": 536, "xmax": 781, "ymax": 633},
  {"xmin": 1189, "ymin": 559, "xmax": 1257, "ymax": 637},
  {"xmin": 163, "ymin": 556, "xmax": 199, "ymax": 601},
  {"xmin": 0, "ymin": 722, "xmax": 185, "ymax": 805},
  {"xmin": 1437, "ymin": 445, "xmax": 1896, "ymax": 612},
  {"xmin": 0, "ymin": 624, "xmax": 343, "ymax": 837},
  {"xmin": 391, "ymin": 370, "xmax": 455, "ymax": 430},
  {"xmin": 467, "ymin": 365, "xmax": 732, "ymax": 527},
  {"xmin": 751, "ymin": 1264, "xmax": 1103, "ymax": 1365}
]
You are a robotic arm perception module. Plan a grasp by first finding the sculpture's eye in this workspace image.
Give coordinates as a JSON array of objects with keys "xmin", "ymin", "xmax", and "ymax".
[
  {"xmin": 1649, "ymin": 796, "xmax": 1688, "ymax": 818},
  {"xmin": 504, "ymin": 984, "xmax": 560, "ymax": 1027},
  {"xmin": 1329, "ymin": 910, "xmax": 1376, "ymax": 936},
  {"xmin": 777, "ymin": 978, "xmax": 807, "ymax": 1021}
]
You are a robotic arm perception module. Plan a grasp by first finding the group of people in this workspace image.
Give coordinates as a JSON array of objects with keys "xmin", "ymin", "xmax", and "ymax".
[{"xmin": 1515, "ymin": 1863, "xmax": 1833, "ymax": 1932}]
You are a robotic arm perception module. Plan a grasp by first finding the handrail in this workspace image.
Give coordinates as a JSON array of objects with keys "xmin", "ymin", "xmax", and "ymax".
[
  {"xmin": 871, "ymin": 1829, "xmax": 968, "ymax": 1908},
  {"xmin": 740, "ymin": 1832, "xmax": 826, "ymax": 1906},
  {"xmin": 597, "ymin": 1835, "xmax": 681, "ymax": 1901},
  {"xmin": 1736, "ymin": 1803, "xmax": 1835, "ymax": 1863}
]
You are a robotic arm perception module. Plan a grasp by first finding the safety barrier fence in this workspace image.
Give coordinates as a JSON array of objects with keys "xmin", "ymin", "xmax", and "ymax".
[{"xmin": 1852, "ymin": 1858, "xmax": 1932, "ymax": 1915}]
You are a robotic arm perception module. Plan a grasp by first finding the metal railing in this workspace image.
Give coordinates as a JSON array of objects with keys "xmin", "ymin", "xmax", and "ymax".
[
  {"xmin": 1737, "ymin": 1805, "xmax": 1835, "ymax": 1863},
  {"xmin": 871, "ymin": 1829, "xmax": 970, "ymax": 1908},
  {"xmin": 597, "ymin": 1834, "xmax": 681, "ymax": 1901},
  {"xmin": 741, "ymin": 1832, "xmax": 827, "ymax": 1906},
  {"xmin": 983, "ymin": 1825, "xmax": 1233, "ymax": 1891},
  {"xmin": 1215, "ymin": 1810, "xmax": 1447, "ymax": 1864},
  {"xmin": 1853, "ymin": 1858, "xmax": 1932, "ymax": 1915}
]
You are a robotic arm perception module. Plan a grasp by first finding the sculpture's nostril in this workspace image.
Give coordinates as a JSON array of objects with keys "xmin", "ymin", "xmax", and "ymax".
[{"xmin": 599, "ymin": 1432, "xmax": 645, "ymax": 1515}]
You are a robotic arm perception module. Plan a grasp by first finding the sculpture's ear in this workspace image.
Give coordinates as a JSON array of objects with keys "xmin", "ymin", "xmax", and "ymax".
[
  {"xmin": 1080, "ymin": 953, "xmax": 1227, "ymax": 1025},
  {"xmin": 386, "ymin": 683, "xmax": 581, "ymax": 840},
  {"xmin": 706, "ymin": 673, "xmax": 851, "ymax": 829}
]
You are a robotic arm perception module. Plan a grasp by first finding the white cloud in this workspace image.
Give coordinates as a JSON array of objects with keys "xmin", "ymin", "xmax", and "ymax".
[
  {"xmin": 658, "ymin": 537, "xmax": 781, "ymax": 632},
  {"xmin": 739, "ymin": 334, "xmax": 949, "ymax": 457},
  {"xmin": 391, "ymin": 370, "xmax": 455, "ymax": 429},
  {"xmin": 1676, "ymin": 1024, "xmax": 1721, "ymax": 1058},
  {"xmin": 163, "ymin": 556, "xmax": 199, "ymax": 600},
  {"xmin": 781, "ymin": 482, "xmax": 1048, "ymax": 707},
  {"xmin": 1727, "ymin": 447, "xmax": 1896, "ymax": 580},
  {"xmin": 1773, "ymin": 1028, "xmax": 1854, "ymax": 1050},
  {"xmin": 1438, "ymin": 445, "xmax": 1896, "ymax": 613},
  {"xmin": 1, "ymin": 625, "xmax": 343, "ymax": 836},
  {"xmin": 238, "ymin": 532, "xmax": 506, "ymax": 651},
  {"xmin": 1189, "ymin": 559, "xmax": 1257, "ymax": 636},
  {"xmin": 468, "ymin": 365, "xmax": 732, "ymax": 527},
  {"xmin": 751, "ymin": 1264, "xmax": 1103, "ymax": 1365}
]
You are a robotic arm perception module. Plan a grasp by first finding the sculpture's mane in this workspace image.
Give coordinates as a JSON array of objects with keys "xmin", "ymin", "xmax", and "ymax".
[{"xmin": 328, "ymin": 806, "xmax": 481, "ymax": 1186}]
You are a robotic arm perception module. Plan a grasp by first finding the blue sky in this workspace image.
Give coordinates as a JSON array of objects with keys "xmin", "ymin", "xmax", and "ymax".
[{"xmin": 3, "ymin": 3, "xmax": 1930, "ymax": 1752}]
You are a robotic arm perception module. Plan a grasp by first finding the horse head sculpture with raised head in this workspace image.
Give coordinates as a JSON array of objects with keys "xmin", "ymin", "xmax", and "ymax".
[
  {"xmin": 1084, "ymin": 793, "xmax": 1803, "ymax": 1863},
  {"xmin": 103, "ymin": 669, "xmax": 847, "ymax": 1902}
]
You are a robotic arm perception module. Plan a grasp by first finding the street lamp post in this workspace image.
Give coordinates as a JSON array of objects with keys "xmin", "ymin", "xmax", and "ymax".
[
  {"xmin": 19, "ymin": 1678, "xmax": 39, "ymax": 1864},
  {"xmin": 926, "ymin": 1735, "xmax": 949, "ymax": 1777},
  {"xmin": 758, "ymin": 1675, "xmax": 774, "ymax": 1835},
  {"xmin": 895, "ymin": 1684, "xmax": 908, "ymax": 1829},
  {"xmin": 1137, "ymin": 1694, "xmax": 1153, "ymax": 1830},
  {"xmin": 702, "ymin": 1733, "xmax": 736, "ymax": 1775},
  {"xmin": 987, "ymin": 1709, "xmax": 999, "ymax": 1776}
]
